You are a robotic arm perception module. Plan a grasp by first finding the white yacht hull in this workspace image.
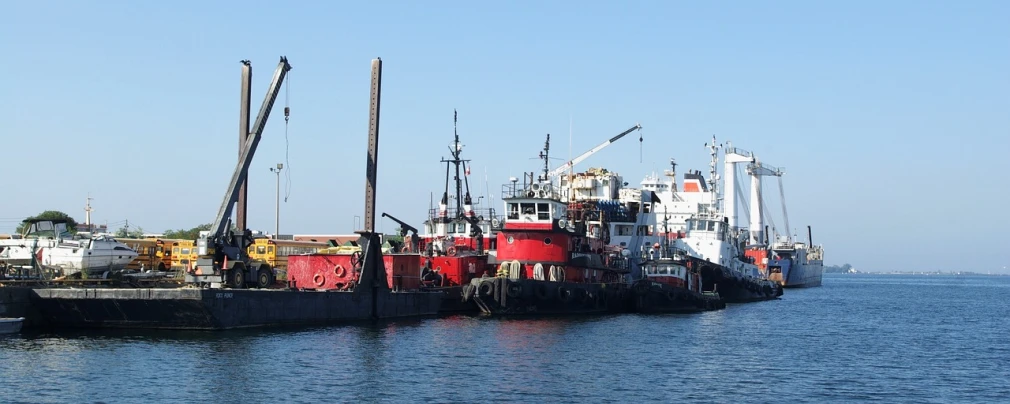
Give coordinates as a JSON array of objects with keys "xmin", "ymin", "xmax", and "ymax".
[{"xmin": 0, "ymin": 238, "xmax": 138, "ymax": 277}]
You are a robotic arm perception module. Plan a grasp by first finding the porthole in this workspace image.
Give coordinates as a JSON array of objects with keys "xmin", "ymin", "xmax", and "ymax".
[
  {"xmin": 507, "ymin": 235, "xmax": 515, "ymax": 244},
  {"xmin": 544, "ymin": 237, "xmax": 552, "ymax": 245}
]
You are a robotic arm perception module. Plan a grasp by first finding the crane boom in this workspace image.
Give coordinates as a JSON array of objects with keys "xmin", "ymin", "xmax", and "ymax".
[
  {"xmin": 547, "ymin": 123, "xmax": 641, "ymax": 179},
  {"xmin": 208, "ymin": 57, "xmax": 292, "ymax": 239},
  {"xmin": 189, "ymin": 57, "xmax": 291, "ymax": 288}
]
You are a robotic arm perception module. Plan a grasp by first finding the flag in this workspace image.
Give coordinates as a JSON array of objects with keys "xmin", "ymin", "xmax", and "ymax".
[{"xmin": 465, "ymin": 166, "xmax": 471, "ymax": 176}]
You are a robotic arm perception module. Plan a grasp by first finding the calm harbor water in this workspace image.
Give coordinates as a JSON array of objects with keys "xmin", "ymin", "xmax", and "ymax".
[{"xmin": 2, "ymin": 273, "xmax": 1008, "ymax": 403}]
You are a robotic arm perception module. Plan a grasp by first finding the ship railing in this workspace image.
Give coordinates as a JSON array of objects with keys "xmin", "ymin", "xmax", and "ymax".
[
  {"xmin": 501, "ymin": 182, "xmax": 563, "ymax": 200},
  {"xmin": 426, "ymin": 207, "xmax": 499, "ymax": 222}
]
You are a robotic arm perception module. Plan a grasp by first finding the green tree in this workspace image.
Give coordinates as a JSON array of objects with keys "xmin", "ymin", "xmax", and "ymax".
[
  {"xmin": 115, "ymin": 225, "xmax": 145, "ymax": 238},
  {"xmin": 15, "ymin": 210, "xmax": 78, "ymax": 235},
  {"xmin": 163, "ymin": 223, "xmax": 213, "ymax": 240}
]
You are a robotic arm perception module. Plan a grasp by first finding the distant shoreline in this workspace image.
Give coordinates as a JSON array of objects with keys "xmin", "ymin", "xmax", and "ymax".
[{"xmin": 826, "ymin": 271, "xmax": 1008, "ymax": 276}]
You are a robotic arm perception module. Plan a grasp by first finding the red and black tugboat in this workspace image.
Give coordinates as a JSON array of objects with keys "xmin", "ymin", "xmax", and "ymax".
[
  {"xmin": 630, "ymin": 214, "xmax": 725, "ymax": 313},
  {"xmin": 401, "ymin": 111, "xmax": 497, "ymax": 313},
  {"xmin": 464, "ymin": 134, "xmax": 632, "ymax": 315}
]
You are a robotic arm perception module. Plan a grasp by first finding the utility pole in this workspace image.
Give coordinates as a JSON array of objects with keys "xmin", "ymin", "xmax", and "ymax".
[{"xmin": 270, "ymin": 163, "xmax": 284, "ymax": 237}]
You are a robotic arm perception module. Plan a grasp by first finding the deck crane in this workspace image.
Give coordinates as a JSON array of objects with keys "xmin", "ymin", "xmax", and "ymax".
[
  {"xmin": 187, "ymin": 57, "xmax": 292, "ymax": 289},
  {"xmin": 381, "ymin": 212, "xmax": 419, "ymax": 253},
  {"xmin": 746, "ymin": 159, "xmax": 784, "ymax": 246},
  {"xmin": 546, "ymin": 123, "xmax": 642, "ymax": 182}
]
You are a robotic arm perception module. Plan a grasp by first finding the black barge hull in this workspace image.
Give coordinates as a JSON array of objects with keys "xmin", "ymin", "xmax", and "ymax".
[{"xmin": 29, "ymin": 287, "xmax": 443, "ymax": 330}]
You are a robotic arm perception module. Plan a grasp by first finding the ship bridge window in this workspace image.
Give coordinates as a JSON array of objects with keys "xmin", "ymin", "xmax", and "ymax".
[
  {"xmin": 636, "ymin": 225, "xmax": 653, "ymax": 236},
  {"xmin": 508, "ymin": 203, "xmax": 519, "ymax": 220},
  {"xmin": 707, "ymin": 221, "xmax": 716, "ymax": 231},
  {"xmin": 616, "ymin": 225, "xmax": 633, "ymax": 236},
  {"xmin": 537, "ymin": 203, "xmax": 550, "ymax": 220},
  {"xmin": 521, "ymin": 203, "xmax": 535, "ymax": 215}
]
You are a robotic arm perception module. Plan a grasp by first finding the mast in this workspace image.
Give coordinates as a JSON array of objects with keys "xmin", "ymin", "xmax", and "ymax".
[
  {"xmin": 538, "ymin": 133, "xmax": 551, "ymax": 182},
  {"xmin": 704, "ymin": 135, "xmax": 722, "ymax": 213},
  {"xmin": 439, "ymin": 110, "xmax": 473, "ymax": 221}
]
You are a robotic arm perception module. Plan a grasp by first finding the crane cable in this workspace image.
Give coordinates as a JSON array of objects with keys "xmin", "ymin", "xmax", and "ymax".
[
  {"xmin": 639, "ymin": 127, "xmax": 644, "ymax": 163},
  {"xmin": 283, "ymin": 73, "xmax": 292, "ymax": 203}
]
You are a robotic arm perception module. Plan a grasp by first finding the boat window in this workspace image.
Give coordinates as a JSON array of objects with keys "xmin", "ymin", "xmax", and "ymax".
[
  {"xmin": 537, "ymin": 203, "xmax": 550, "ymax": 220},
  {"xmin": 521, "ymin": 203, "xmax": 535, "ymax": 215},
  {"xmin": 507, "ymin": 203, "xmax": 519, "ymax": 220},
  {"xmin": 616, "ymin": 225, "xmax": 633, "ymax": 236},
  {"xmin": 707, "ymin": 221, "xmax": 716, "ymax": 231}
]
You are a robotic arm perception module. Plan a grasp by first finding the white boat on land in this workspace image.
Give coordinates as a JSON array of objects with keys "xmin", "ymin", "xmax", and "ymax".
[
  {"xmin": 0, "ymin": 219, "xmax": 138, "ymax": 278},
  {"xmin": 0, "ymin": 317, "xmax": 24, "ymax": 334}
]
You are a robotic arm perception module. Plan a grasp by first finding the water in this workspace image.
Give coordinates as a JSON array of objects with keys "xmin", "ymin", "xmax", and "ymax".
[{"xmin": 2, "ymin": 274, "xmax": 1008, "ymax": 403}]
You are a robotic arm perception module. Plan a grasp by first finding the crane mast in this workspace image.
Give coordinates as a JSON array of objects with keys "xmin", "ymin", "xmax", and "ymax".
[
  {"xmin": 547, "ymin": 123, "xmax": 641, "ymax": 181},
  {"xmin": 746, "ymin": 159, "xmax": 783, "ymax": 246},
  {"xmin": 188, "ymin": 57, "xmax": 292, "ymax": 288}
]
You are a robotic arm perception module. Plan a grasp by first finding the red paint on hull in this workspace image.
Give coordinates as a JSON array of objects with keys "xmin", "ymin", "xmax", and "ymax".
[
  {"xmin": 288, "ymin": 254, "xmax": 422, "ymax": 291},
  {"xmin": 495, "ymin": 231, "xmax": 569, "ymax": 265}
]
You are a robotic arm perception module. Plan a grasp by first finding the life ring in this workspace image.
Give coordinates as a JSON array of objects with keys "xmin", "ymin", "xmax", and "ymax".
[
  {"xmin": 447, "ymin": 246, "xmax": 457, "ymax": 257},
  {"xmin": 334, "ymin": 264, "xmax": 346, "ymax": 278},
  {"xmin": 534, "ymin": 284, "xmax": 549, "ymax": 300},
  {"xmin": 313, "ymin": 273, "xmax": 325, "ymax": 287},
  {"xmin": 557, "ymin": 286, "xmax": 572, "ymax": 303},
  {"xmin": 507, "ymin": 282, "xmax": 522, "ymax": 298},
  {"xmin": 479, "ymin": 280, "xmax": 495, "ymax": 296}
]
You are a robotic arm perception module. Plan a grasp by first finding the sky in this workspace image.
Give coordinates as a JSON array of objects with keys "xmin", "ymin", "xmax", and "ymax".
[{"xmin": 1, "ymin": 0, "xmax": 1007, "ymax": 272}]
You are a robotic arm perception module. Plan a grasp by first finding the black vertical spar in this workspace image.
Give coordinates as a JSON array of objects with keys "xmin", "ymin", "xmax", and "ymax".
[{"xmin": 441, "ymin": 110, "xmax": 472, "ymax": 219}]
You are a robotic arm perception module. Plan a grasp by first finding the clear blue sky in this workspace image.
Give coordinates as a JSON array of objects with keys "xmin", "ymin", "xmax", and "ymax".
[{"xmin": 2, "ymin": 1, "xmax": 1007, "ymax": 272}]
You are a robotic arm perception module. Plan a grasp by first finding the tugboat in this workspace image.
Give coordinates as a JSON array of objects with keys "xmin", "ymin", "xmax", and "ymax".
[
  {"xmin": 411, "ymin": 111, "xmax": 497, "ymax": 312},
  {"xmin": 630, "ymin": 213, "xmax": 725, "ymax": 313},
  {"xmin": 676, "ymin": 139, "xmax": 782, "ymax": 303},
  {"xmin": 464, "ymin": 133, "xmax": 633, "ymax": 315}
]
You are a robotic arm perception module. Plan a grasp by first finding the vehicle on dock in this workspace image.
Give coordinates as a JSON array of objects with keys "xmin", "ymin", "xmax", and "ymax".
[
  {"xmin": 116, "ymin": 237, "xmax": 187, "ymax": 272},
  {"xmin": 170, "ymin": 240, "xmax": 198, "ymax": 272},
  {"xmin": 245, "ymin": 237, "xmax": 328, "ymax": 272}
]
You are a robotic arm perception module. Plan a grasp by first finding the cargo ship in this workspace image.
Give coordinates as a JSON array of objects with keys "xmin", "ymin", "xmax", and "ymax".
[{"xmin": 767, "ymin": 226, "xmax": 824, "ymax": 288}]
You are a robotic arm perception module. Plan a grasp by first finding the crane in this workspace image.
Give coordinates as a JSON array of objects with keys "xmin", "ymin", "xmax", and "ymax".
[
  {"xmin": 746, "ymin": 159, "xmax": 783, "ymax": 246},
  {"xmin": 381, "ymin": 212, "xmax": 419, "ymax": 253},
  {"xmin": 186, "ymin": 57, "xmax": 292, "ymax": 289},
  {"xmin": 546, "ymin": 123, "xmax": 642, "ymax": 181}
]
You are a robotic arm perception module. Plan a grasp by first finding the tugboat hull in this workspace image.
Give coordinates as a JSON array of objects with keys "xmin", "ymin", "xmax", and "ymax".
[
  {"xmin": 465, "ymin": 277, "xmax": 630, "ymax": 315},
  {"xmin": 630, "ymin": 280, "xmax": 725, "ymax": 313}
]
